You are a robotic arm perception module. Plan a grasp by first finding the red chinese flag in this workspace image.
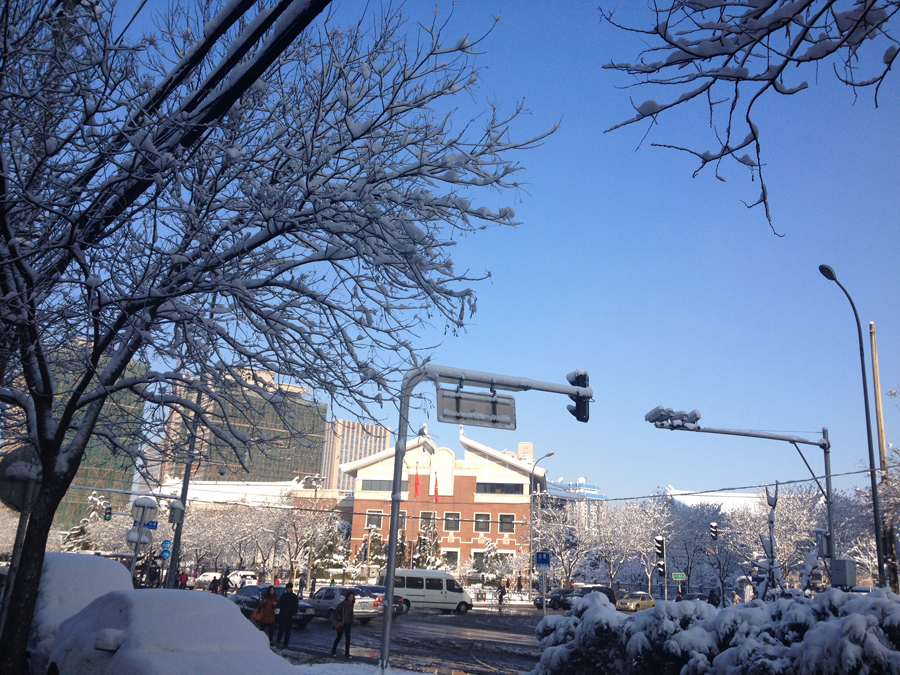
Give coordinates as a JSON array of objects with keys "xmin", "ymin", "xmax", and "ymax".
[
  {"xmin": 435, "ymin": 476, "xmax": 439, "ymax": 503},
  {"xmin": 414, "ymin": 473, "xmax": 419, "ymax": 497}
]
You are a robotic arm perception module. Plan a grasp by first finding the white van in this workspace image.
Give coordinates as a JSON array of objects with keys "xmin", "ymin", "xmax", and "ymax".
[{"xmin": 378, "ymin": 569, "xmax": 473, "ymax": 614}]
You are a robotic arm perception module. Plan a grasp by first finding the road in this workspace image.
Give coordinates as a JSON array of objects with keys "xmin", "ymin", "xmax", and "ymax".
[{"xmin": 277, "ymin": 606, "xmax": 552, "ymax": 675}]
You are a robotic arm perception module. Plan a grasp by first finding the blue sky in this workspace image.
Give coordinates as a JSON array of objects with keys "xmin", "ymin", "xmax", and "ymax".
[
  {"xmin": 114, "ymin": 0, "xmax": 898, "ymax": 501},
  {"xmin": 377, "ymin": 1, "xmax": 900, "ymax": 500}
]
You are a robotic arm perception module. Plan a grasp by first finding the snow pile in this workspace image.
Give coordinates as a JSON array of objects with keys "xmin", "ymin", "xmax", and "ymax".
[
  {"xmin": 29, "ymin": 552, "xmax": 132, "ymax": 674},
  {"xmin": 528, "ymin": 589, "xmax": 900, "ymax": 675}
]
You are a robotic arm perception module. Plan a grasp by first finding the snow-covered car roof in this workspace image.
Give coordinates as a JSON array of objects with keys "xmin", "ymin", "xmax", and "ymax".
[
  {"xmin": 48, "ymin": 589, "xmax": 298, "ymax": 675},
  {"xmin": 29, "ymin": 553, "xmax": 133, "ymax": 675}
]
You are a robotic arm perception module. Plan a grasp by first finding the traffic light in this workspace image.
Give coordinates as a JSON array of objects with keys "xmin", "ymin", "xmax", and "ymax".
[
  {"xmin": 566, "ymin": 370, "xmax": 590, "ymax": 423},
  {"xmin": 656, "ymin": 559, "xmax": 666, "ymax": 577},
  {"xmin": 654, "ymin": 536, "xmax": 666, "ymax": 559},
  {"xmin": 104, "ymin": 505, "xmax": 112, "ymax": 521},
  {"xmin": 710, "ymin": 522, "xmax": 718, "ymax": 540}
]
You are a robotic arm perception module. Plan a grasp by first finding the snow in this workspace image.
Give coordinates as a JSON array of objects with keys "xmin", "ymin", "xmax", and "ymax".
[
  {"xmin": 48, "ymin": 589, "xmax": 298, "ymax": 675},
  {"xmin": 29, "ymin": 552, "xmax": 133, "ymax": 675},
  {"xmin": 529, "ymin": 589, "xmax": 900, "ymax": 675},
  {"xmin": 295, "ymin": 666, "xmax": 426, "ymax": 675}
]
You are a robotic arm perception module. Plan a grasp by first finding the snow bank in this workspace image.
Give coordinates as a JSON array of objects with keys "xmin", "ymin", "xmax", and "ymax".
[
  {"xmin": 528, "ymin": 589, "xmax": 900, "ymax": 675},
  {"xmin": 29, "ymin": 552, "xmax": 132, "ymax": 674},
  {"xmin": 294, "ymin": 665, "xmax": 428, "ymax": 675}
]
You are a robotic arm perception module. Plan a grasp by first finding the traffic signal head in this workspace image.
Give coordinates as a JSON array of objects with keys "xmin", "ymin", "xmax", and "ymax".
[
  {"xmin": 656, "ymin": 560, "xmax": 666, "ymax": 577},
  {"xmin": 104, "ymin": 505, "xmax": 112, "ymax": 521},
  {"xmin": 654, "ymin": 536, "xmax": 665, "ymax": 559},
  {"xmin": 566, "ymin": 370, "xmax": 590, "ymax": 423},
  {"xmin": 710, "ymin": 522, "xmax": 718, "ymax": 540}
]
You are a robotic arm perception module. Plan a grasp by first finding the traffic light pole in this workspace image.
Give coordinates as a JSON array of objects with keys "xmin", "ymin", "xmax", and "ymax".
[
  {"xmin": 647, "ymin": 412, "xmax": 836, "ymax": 563},
  {"xmin": 377, "ymin": 364, "xmax": 592, "ymax": 674}
]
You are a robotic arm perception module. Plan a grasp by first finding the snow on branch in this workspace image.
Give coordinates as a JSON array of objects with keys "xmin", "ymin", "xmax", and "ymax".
[{"xmin": 601, "ymin": 0, "xmax": 900, "ymax": 230}]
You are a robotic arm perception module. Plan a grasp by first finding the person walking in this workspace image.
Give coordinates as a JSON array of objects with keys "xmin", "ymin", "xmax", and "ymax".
[
  {"xmin": 298, "ymin": 575, "xmax": 307, "ymax": 599},
  {"xmin": 498, "ymin": 584, "xmax": 506, "ymax": 607},
  {"xmin": 708, "ymin": 589, "xmax": 720, "ymax": 608},
  {"xmin": 331, "ymin": 591, "xmax": 356, "ymax": 658},
  {"xmin": 275, "ymin": 583, "xmax": 300, "ymax": 648},
  {"xmin": 257, "ymin": 586, "xmax": 279, "ymax": 644},
  {"xmin": 179, "ymin": 570, "xmax": 188, "ymax": 589},
  {"xmin": 209, "ymin": 575, "xmax": 220, "ymax": 595},
  {"xmin": 220, "ymin": 574, "xmax": 231, "ymax": 596}
]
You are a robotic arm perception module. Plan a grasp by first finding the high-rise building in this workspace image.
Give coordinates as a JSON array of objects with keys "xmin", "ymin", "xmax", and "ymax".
[
  {"xmin": 51, "ymin": 357, "xmax": 147, "ymax": 530},
  {"xmin": 322, "ymin": 419, "xmax": 391, "ymax": 491},
  {"xmin": 161, "ymin": 376, "xmax": 328, "ymax": 485}
]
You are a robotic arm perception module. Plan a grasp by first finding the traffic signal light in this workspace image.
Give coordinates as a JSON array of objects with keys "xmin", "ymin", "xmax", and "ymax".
[
  {"xmin": 654, "ymin": 536, "xmax": 666, "ymax": 559},
  {"xmin": 566, "ymin": 370, "xmax": 590, "ymax": 423},
  {"xmin": 104, "ymin": 505, "xmax": 112, "ymax": 521},
  {"xmin": 710, "ymin": 522, "xmax": 718, "ymax": 540},
  {"xmin": 656, "ymin": 559, "xmax": 666, "ymax": 577}
]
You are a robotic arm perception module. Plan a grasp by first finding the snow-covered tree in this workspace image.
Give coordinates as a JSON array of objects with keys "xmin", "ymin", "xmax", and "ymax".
[
  {"xmin": 0, "ymin": 0, "xmax": 550, "ymax": 665},
  {"xmin": 534, "ymin": 501, "xmax": 595, "ymax": 588},
  {"xmin": 625, "ymin": 496, "xmax": 674, "ymax": 594},
  {"xmin": 600, "ymin": 1, "xmax": 898, "ymax": 228},
  {"xmin": 588, "ymin": 502, "xmax": 641, "ymax": 587}
]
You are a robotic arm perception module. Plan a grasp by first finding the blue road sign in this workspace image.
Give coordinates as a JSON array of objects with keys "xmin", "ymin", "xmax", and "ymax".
[
  {"xmin": 161, "ymin": 539, "xmax": 172, "ymax": 549},
  {"xmin": 535, "ymin": 551, "xmax": 551, "ymax": 571},
  {"xmin": 133, "ymin": 520, "xmax": 159, "ymax": 530},
  {"xmin": 160, "ymin": 549, "xmax": 171, "ymax": 560}
]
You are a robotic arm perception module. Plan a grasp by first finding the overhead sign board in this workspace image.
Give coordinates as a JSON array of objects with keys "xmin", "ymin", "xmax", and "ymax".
[
  {"xmin": 535, "ymin": 551, "xmax": 551, "ymax": 571},
  {"xmin": 672, "ymin": 573, "xmax": 686, "ymax": 581},
  {"xmin": 436, "ymin": 388, "xmax": 516, "ymax": 430},
  {"xmin": 134, "ymin": 520, "xmax": 158, "ymax": 530}
]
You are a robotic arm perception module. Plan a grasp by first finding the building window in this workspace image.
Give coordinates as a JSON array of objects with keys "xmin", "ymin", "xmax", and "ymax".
[
  {"xmin": 366, "ymin": 510, "xmax": 383, "ymax": 529},
  {"xmin": 476, "ymin": 483, "xmax": 524, "ymax": 494},
  {"xmin": 420, "ymin": 511, "xmax": 435, "ymax": 531},
  {"xmin": 499, "ymin": 514, "xmax": 515, "ymax": 533},
  {"xmin": 474, "ymin": 513, "xmax": 490, "ymax": 533},
  {"xmin": 472, "ymin": 551, "xmax": 485, "ymax": 572},
  {"xmin": 443, "ymin": 551, "xmax": 460, "ymax": 569},
  {"xmin": 398, "ymin": 511, "xmax": 407, "ymax": 530},
  {"xmin": 361, "ymin": 479, "xmax": 408, "ymax": 491},
  {"xmin": 444, "ymin": 512, "xmax": 460, "ymax": 532}
]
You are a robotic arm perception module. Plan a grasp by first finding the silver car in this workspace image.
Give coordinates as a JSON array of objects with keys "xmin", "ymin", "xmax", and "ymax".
[{"xmin": 307, "ymin": 586, "xmax": 381, "ymax": 624}]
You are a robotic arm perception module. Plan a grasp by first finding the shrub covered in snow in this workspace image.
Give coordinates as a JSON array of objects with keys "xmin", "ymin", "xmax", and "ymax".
[{"xmin": 528, "ymin": 589, "xmax": 900, "ymax": 675}]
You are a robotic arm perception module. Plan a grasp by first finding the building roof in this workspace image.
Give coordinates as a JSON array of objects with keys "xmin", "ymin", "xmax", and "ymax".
[{"xmin": 666, "ymin": 485, "xmax": 760, "ymax": 512}]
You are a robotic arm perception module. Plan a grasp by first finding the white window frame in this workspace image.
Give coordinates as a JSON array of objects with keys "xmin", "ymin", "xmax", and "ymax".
[
  {"xmin": 498, "ymin": 513, "xmax": 516, "ymax": 534},
  {"xmin": 443, "ymin": 512, "xmax": 461, "ymax": 532},
  {"xmin": 419, "ymin": 511, "xmax": 435, "ymax": 531},
  {"xmin": 474, "ymin": 513, "xmax": 491, "ymax": 533},
  {"xmin": 366, "ymin": 510, "xmax": 383, "ymax": 529}
]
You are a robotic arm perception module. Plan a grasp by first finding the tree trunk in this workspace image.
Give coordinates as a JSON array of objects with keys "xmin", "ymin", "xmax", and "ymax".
[{"xmin": 0, "ymin": 476, "xmax": 67, "ymax": 672}]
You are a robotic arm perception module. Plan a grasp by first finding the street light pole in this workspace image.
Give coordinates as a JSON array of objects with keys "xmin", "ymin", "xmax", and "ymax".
[
  {"xmin": 528, "ymin": 452, "xmax": 554, "ymax": 603},
  {"xmin": 819, "ymin": 264, "xmax": 886, "ymax": 586}
]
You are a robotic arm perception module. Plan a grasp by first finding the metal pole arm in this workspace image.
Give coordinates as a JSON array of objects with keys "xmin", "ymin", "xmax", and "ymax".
[
  {"xmin": 653, "ymin": 422, "xmax": 828, "ymax": 450},
  {"xmin": 422, "ymin": 364, "xmax": 592, "ymax": 399}
]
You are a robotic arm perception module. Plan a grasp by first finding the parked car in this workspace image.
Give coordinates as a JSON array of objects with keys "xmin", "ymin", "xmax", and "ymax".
[
  {"xmin": 616, "ymin": 591, "xmax": 656, "ymax": 612},
  {"xmin": 533, "ymin": 588, "xmax": 573, "ymax": 610},
  {"xmin": 307, "ymin": 586, "xmax": 381, "ymax": 624},
  {"xmin": 378, "ymin": 569, "xmax": 473, "ymax": 614},
  {"xmin": 564, "ymin": 585, "xmax": 617, "ymax": 608},
  {"xmin": 230, "ymin": 584, "xmax": 314, "ymax": 628},
  {"xmin": 192, "ymin": 572, "xmax": 223, "ymax": 591},
  {"xmin": 29, "ymin": 553, "xmax": 134, "ymax": 675},
  {"xmin": 681, "ymin": 593, "xmax": 709, "ymax": 602},
  {"xmin": 353, "ymin": 585, "xmax": 409, "ymax": 613},
  {"xmin": 47, "ymin": 589, "xmax": 298, "ymax": 675},
  {"xmin": 228, "ymin": 571, "xmax": 258, "ymax": 588}
]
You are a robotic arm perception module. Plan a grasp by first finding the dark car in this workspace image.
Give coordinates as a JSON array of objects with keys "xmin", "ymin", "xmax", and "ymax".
[
  {"xmin": 230, "ymin": 584, "xmax": 315, "ymax": 628},
  {"xmin": 681, "ymin": 593, "xmax": 709, "ymax": 602},
  {"xmin": 533, "ymin": 588, "xmax": 573, "ymax": 610},
  {"xmin": 353, "ymin": 585, "xmax": 409, "ymax": 614},
  {"xmin": 563, "ymin": 585, "xmax": 617, "ymax": 608}
]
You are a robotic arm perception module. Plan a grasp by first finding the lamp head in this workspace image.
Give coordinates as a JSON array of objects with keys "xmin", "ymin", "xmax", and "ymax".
[{"xmin": 819, "ymin": 265, "xmax": 837, "ymax": 282}]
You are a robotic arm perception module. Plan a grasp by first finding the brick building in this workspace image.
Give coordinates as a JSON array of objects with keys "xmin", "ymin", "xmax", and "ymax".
[{"xmin": 340, "ymin": 425, "xmax": 548, "ymax": 571}]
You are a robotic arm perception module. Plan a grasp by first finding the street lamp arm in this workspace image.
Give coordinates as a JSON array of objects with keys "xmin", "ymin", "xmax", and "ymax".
[
  {"xmin": 422, "ymin": 364, "xmax": 593, "ymax": 399},
  {"xmin": 653, "ymin": 422, "xmax": 829, "ymax": 450}
]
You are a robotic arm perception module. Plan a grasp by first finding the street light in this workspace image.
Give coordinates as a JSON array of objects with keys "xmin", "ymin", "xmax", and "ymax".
[
  {"xmin": 529, "ymin": 452, "xmax": 554, "ymax": 604},
  {"xmin": 819, "ymin": 263, "xmax": 886, "ymax": 586}
]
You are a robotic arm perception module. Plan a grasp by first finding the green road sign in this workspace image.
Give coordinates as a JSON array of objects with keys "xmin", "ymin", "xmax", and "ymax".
[{"xmin": 672, "ymin": 573, "xmax": 687, "ymax": 581}]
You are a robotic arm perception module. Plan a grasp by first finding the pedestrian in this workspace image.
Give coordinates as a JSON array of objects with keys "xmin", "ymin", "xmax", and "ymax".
[
  {"xmin": 179, "ymin": 570, "xmax": 188, "ymax": 589},
  {"xmin": 220, "ymin": 574, "xmax": 231, "ymax": 596},
  {"xmin": 256, "ymin": 586, "xmax": 279, "ymax": 644},
  {"xmin": 498, "ymin": 584, "xmax": 506, "ymax": 606},
  {"xmin": 733, "ymin": 592, "xmax": 741, "ymax": 605},
  {"xmin": 676, "ymin": 592, "xmax": 683, "ymax": 602},
  {"xmin": 331, "ymin": 591, "xmax": 356, "ymax": 658},
  {"xmin": 276, "ymin": 583, "xmax": 300, "ymax": 648},
  {"xmin": 298, "ymin": 575, "xmax": 307, "ymax": 599},
  {"xmin": 708, "ymin": 589, "xmax": 720, "ymax": 607},
  {"xmin": 516, "ymin": 577, "xmax": 522, "ymax": 593},
  {"xmin": 275, "ymin": 575, "xmax": 280, "ymax": 586},
  {"xmin": 209, "ymin": 575, "xmax": 220, "ymax": 594},
  {"xmin": 329, "ymin": 578, "xmax": 335, "ymax": 587}
]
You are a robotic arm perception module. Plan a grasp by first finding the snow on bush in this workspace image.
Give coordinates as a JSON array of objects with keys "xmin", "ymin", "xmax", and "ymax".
[{"xmin": 528, "ymin": 589, "xmax": 900, "ymax": 675}]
